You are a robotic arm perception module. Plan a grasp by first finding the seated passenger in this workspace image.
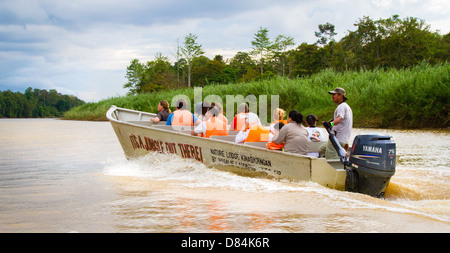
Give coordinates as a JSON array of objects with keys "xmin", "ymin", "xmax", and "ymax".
[
  {"xmin": 266, "ymin": 122, "xmax": 285, "ymax": 150},
  {"xmin": 151, "ymin": 100, "xmax": 171, "ymax": 123},
  {"xmin": 305, "ymin": 114, "xmax": 325, "ymax": 157},
  {"xmin": 191, "ymin": 106, "xmax": 228, "ymax": 138},
  {"xmin": 211, "ymin": 102, "xmax": 228, "ymax": 126},
  {"xmin": 269, "ymin": 108, "xmax": 287, "ymax": 132},
  {"xmin": 272, "ymin": 110, "xmax": 309, "ymax": 155},
  {"xmin": 166, "ymin": 99, "xmax": 200, "ymax": 128},
  {"xmin": 235, "ymin": 113, "xmax": 269, "ymax": 143},
  {"xmin": 197, "ymin": 102, "xmax": 211, "ymax": 121},
  {"xmin": 230, "ymin": 103, "xmax": 249, "ymax": 131},
  {"xmin": 194, "ymin": 102, "xmax": 203, "ymax": 118}
]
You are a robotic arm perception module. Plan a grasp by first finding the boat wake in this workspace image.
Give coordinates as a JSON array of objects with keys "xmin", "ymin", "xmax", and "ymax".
[
  {"xmin": 102, "ymin": 152, "xmax": 450, "ymax": 224},
  {"xmin": 102, "ymin": 152, "xmax": 317, "ymax": 193}
]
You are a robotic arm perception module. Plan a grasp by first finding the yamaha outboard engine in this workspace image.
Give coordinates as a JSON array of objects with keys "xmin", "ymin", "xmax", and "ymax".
[
  {"xmin": 347, "ymin": 134, "xmax": 396, "ymax": 197},
  {"xmin": 324, "ymin": 123, "xmax": 396, "ymax": 197}
]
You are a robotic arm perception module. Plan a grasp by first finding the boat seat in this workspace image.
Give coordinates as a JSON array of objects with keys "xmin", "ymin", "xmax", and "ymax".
[
  {"xmin": 244, "ymin": 142, "xmax": 268, "ymax": 148},
  {"xmin": 209, "ymin": 135, "xmax": 236, "ymax": 142},
  {"xmin": 151, "ymin": 125, "xmax": 194, "ymax": 131},
  {"xmin": 242, "ymin": 141, "xmax": 327, "ymax": 151}
]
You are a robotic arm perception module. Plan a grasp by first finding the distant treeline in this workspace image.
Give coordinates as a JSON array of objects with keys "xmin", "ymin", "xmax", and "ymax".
[
  {"xmin": 0, "ymin": 87, "xmax": 85, "ymax": 118},
  {"xmin": 124, "ymin": 15, "xmax": 450, "ymax": 94}
]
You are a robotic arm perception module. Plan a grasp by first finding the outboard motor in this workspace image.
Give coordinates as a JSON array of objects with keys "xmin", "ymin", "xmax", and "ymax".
[
  {"xmin": 347, "ymin": 134, "xmax": 396, "ymax": 197},
  {"xmin": 324, "ymin": 122, "xmax": 396, "ymax": 197}
]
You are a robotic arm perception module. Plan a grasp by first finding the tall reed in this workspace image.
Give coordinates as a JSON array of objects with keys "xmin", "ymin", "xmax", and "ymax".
[{"xmin": 63, "ymin": 62, "xmax": 449, "ymax": 129}]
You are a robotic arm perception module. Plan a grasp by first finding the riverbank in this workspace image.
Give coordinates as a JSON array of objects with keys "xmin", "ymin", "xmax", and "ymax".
[{"xmin": 63, "ymin": 62, "xmax": 449, "ymax": 129}]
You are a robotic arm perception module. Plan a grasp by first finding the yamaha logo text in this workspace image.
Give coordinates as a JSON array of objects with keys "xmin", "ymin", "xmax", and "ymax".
[{"xmin": 362, "ymin": 145, "xmax": 383, "ymax": 154}]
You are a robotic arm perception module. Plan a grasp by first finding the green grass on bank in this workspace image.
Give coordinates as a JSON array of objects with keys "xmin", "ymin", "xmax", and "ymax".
[{"xmin": 63, "ymin": 62, "xmax": 449, "ymax": 129}]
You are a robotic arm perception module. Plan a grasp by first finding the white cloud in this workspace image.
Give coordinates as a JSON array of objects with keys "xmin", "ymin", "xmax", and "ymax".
[{"xmin": 0, "ymin": 0, "xmax": 448, "ymax": 102}]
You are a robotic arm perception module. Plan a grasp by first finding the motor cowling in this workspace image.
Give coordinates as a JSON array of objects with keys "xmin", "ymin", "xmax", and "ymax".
[{"xmin": 347, "ymin": 133, "xmax": 396, "ymax": 197}]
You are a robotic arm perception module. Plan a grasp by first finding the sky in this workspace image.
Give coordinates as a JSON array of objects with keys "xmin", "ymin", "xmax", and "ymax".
[{"xmin": 1, "ymin": 0, "xmax": 449, "ymax": 102}]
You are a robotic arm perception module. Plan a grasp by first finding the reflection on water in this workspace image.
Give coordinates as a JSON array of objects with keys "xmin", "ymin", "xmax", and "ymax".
[{"xmin": 0, "ymin": 119, "xmax": 449, "ymax": 233}]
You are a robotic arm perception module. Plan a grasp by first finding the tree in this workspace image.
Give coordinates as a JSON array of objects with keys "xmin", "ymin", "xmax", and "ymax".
[
  {"xmin": 141, "ymin": 53, "xmax": 177, "ymax": 92},
  {"xmin": 124, "ymin": 59, "xmax": 144, "ymax": 95},
  {"xmin": 273, "ymin": 35, "xmax": 295, "ymax": 76},
  {"xmin": 174, "ymin": 57, "xmax": 187, "ymax": 88},
  {"xmin": 348, "ymin": 16, "xmax": 380, "ymax": 69},
  {"xmin": 341, "ymin": 15, "xmax": 445, "ymax": 70},
  {"xmin": 251, "ymin": 27, "xmax": 274, "ymax": 76},
  {"xmin": 118, "ymin": 14, "xmax": 449, "ymax": 92},
  {"xmin": 229, "ymin": 51, "xmax": 256, "ymax": 81},
  {"xmin": 315, "ymin": 22, "xmax": 337, "ymax": 46},
  {"xmin": 378, "ymin": 16, "xmax": 442, "ymax": 68},
  {"xmin": 180, "ymin": 33, "xmax": 204, "ymax": 87},
  {"xmin": 0, "ymin": 88, "xmax": 84, "ymax": 118},
  {"xmin": 290, "ymin": 43, "xmax": 323, "ymax": 77}
]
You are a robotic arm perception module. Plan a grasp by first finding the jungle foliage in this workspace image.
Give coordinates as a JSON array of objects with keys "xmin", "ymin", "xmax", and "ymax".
[
  {"xmin": 123, "ymin": 15, "xmax": 450, "ymax": 94},
  {"xmin": 0, "ymin": 87, "xmax": 85, "ymax": 118}
]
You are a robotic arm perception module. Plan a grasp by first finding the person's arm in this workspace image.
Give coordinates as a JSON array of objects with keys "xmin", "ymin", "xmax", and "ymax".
[
  {"xmin": 191, "ymin": 121, "xmax": 206, "ymax": 136},
  {"xmin": 332, "ymin": 104, "xmax": 347, "ymax": 126},
  {"xmin": 192, "ymin": 113, "xmax": 201, "ymax": 126},
  {"xmin": 272, "ymin": 126, "xmax": 288, "ymax": 144},
  {"xmin": 235, "ymin": 129, "xmax": 250, "ymax": 143},
  {"xmin": 331, "ymin": 115, "xmax": 343, "ymax": 126},
  {"xmin": 151, "ymin": 112, "xmax": 162, "ymax": 123},
  {"xmin": 322, "ymin": 115, "xmax": 342, "ymax": 128}
]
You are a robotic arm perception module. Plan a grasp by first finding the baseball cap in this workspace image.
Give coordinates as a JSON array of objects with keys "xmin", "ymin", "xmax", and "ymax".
[{"xmin": 328, "ymin": 87, "xmax": 346, "ymax": 95}]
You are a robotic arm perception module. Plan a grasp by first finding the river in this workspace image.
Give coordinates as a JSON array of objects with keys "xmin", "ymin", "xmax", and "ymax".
[{"xmin": 0, "ymin": 119, "xmax": 448, "ymax": 233}]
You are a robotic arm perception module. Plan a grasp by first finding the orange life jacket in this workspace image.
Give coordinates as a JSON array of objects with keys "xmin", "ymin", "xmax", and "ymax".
[
  {"xmin": 218, "ymin": 113, "xmax": 228, "ymax": 126},
  {"xmin": 266, "ymin": 142, "xmax": 285, "ymax": 150},
  {"xmin": 172, "ymin": 109, "xmax": 194, "ymax": 126},
  {"xmin": 271, "ymin": 120, "xmax": 288, "ymax": 125},
  {"xmin": 201, "ymin": 117, "xmax": 228, "ymax": 138},
  {"xmin": 233, "ymin": 112, "xmax": 247, "ymax": 131},
  {"xmin": 244, "ymin": 125, "xmax": 270, "ymax": 142}
]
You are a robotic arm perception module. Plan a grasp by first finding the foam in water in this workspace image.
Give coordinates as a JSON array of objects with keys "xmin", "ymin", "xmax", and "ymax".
[
  {"xmin": 103, "ymin": 152, "xmax": 450, "ymax": 223},
  {"xmin": 103, "ymin": 152, "xmax": 319, "ymax": 193}
]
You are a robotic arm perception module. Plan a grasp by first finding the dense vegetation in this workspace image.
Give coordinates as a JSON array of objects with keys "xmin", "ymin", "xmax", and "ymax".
[
  {"xmin": 0, "ymin": 87, "xmax": 85, "ymax": 118},
  {"xmin": 64, "ymin": 62, "xmax": 449, "ymax": 129},
  {"xmin": 123, "ymin": 15, "xmax": 450, "ymax": 94}
]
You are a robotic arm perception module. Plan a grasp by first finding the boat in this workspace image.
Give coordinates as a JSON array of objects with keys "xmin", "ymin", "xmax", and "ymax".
[{"xmin": 106, "ymin": 105, "xmax": 396, "ymax": 197}]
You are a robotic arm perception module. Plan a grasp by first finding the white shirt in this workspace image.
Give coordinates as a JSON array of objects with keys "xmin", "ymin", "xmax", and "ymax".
[
  {"xmin": 306, "ymin": 126, "xmax": 325, "ymax": 157},
  {"xmin": 193, "ymin": 121, "xmax": 207, "ymax": 136},
  {"xmin": 235, "ymin": 129, "xmax": 250, "ymax": 143},
  {"xmin": 234, "ymin": 112, "xmax": 262, "ymax": 143},
  {"xmin": 333, "ymin": 102, "xmax": 353, "ymax": 144}
]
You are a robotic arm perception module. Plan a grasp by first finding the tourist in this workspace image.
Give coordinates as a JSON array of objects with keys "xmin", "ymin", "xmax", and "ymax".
[
  {"xmin": 269, "ymin": 108, "xmax": 287, "ymax": 134},
  {"xmin": 305, "ymin": 114, "xmax": 325, "ymax": 157},
  {"xmin": 235, "ymin": 113, "xmax": 269, "ymax": 143},
  {"xmin": 151, "ymin": 100, "xmax": 171, "ymax": 123},
  {"xmin": 166, "ymin": 98, "xmax": 200, "ymax": 127},
  {"xmin": 194, "ymin": 102, "xmax": 203, "ymax": 118},
  {"xmin": 191, "ymin": 106, "xmax": 228, "ymax": 138},
  {"xmin": 230, "ymin": 103, "xmax": 249, "ymax": 131},
  {"xmin": 211, "ymin": 102, "xmax": 228, "ymax": 127},
  {"xmin": 266, "ymin": 122, "xmax": 285, "ymax": 150},
  {"xmin": 196, "ymin": 102, "xmax": 211, "ymax": 121},
  {"xmin": 271, "ymin": 110, "xmax": 309, "ymax": 155}
]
